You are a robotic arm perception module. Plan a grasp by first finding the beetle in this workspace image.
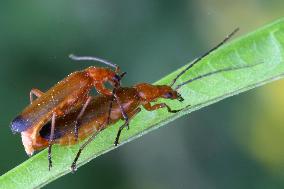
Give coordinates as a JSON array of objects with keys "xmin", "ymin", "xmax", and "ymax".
[
  {"xmin": 10, "ymin": 54, "xmax": 125, "ymax": 169},
  {"xmin": 14, "ymin": 28, "xmax": 260, "ymax": 172},
  {"xmin": 22, "ymin": 58, "xmax": 261, "ymax": 172}
]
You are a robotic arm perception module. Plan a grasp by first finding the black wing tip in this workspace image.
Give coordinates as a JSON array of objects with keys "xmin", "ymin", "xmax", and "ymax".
[{"xmin": 11, "ymin": 115, "xmax": 31, "ymax": 133}]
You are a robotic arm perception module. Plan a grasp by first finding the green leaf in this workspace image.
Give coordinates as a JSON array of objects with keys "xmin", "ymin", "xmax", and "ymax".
[{"xmin": 1, "ymin": 18, "xmax": 284, "ymax": 189}]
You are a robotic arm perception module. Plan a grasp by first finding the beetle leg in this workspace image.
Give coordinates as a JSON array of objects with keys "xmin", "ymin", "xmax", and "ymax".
[
  {"xmin": 74, "ymin": 96, "xmax": 93, "ymax": 141},
  {"xmin": 106, "ymin": 72, "xmax": 127, "ymax": 125},
  {"xmin": 29, "ymin": 88, "xmax": 44, "ymax": 103},
  {"xmin": 113, "ymin": 92, "xmax": 130, "ymax": 129},
  {"xmin": 106, "ymin": 87, "xmax": 118, "ymax": 125},
  {"xmin": 71, "ymin": 125, "xmax": 104, "ymax": 173},
  {"xmin": 48, "ymin": 112, "xmax": 56, "ymax": 170},
  {"xmin": 114, "ymin": 108, "xmax": 141, "ymax": 146},
  {"xmin": 106, "ymin": 94, "xmax": 114, "ymax": 125},
  {"xmin": 143, "ymin": 102, "xmax": 183, "ymax": 113}
]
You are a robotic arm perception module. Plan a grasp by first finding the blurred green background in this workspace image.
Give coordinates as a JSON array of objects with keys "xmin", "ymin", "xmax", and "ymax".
[{"xmin": 1, "ymin": 0, "xmax": 284, "ymax": 188}]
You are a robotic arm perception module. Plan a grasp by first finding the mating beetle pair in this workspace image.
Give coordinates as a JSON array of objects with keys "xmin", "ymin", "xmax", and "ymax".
[{"xmin": 11, "ymin": 28, "xmax": 260, "ymax": 172}]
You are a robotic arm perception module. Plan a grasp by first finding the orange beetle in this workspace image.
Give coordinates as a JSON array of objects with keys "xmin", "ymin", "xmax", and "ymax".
[
  {"xmin": 27, "ymin": 59, "xmax": 261, "ymax": 172},
  {"xmin": 14, "ymin": 28, "xmax": 256, "ymax": 172},
  {"xmin": 11, "ymin": 54, "xmax": 124, "ymax": 169}
]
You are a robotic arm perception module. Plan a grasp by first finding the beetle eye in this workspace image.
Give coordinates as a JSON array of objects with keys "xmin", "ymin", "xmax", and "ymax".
[
  {"xmin": 113, "ymin": 74, "xmax": 121, "ymax": 85},
  {"xmin": 114, "ymin": 74, "xmax": 120, "ymax": 82},
  {"xmin": 164, "ymin": 92, "xmax": 173, "ymax": 98}
]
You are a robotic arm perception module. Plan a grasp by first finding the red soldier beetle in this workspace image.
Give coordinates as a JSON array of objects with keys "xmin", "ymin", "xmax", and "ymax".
[
  {"xmin": 10, "ymin": 54, "xmax": 126, "ymax": 170},
  {"xmin": 16, "ymin": 28, "xmax": 264, "ymax": 172},
  {"xmin": 32, "ymin": 61, "xmax": 261, "ymax": 172}
]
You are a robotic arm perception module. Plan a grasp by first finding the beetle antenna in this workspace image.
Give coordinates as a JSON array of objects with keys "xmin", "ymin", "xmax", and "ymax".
[
  {"xmin": 69, "ymin": 54, "xmax": 120, "ymax": 72},
  {"xmin": 174, "ymin": 62, "xmax": 264, "ymax": 90},
  {"xmin": 170, "ymin": 28, "xmax": 239, "ymax": 87}
]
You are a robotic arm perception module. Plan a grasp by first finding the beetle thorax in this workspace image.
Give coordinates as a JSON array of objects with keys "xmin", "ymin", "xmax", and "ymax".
[{"xmin": 134, "ymin": 83, "xmax": 162, "ymax": 102}]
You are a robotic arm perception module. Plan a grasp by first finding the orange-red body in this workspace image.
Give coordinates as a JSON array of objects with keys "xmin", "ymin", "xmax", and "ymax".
[
  {"xmin": 21, "ymin": 84, "xmax": 182, "ymax": 153},
  {"xmin": 11, "ymin": 28, "xmax": 246, "ymax": 171},
  {"xmin": 11, "ymin": 66, "xmax": 120, "ymax": 155}
]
